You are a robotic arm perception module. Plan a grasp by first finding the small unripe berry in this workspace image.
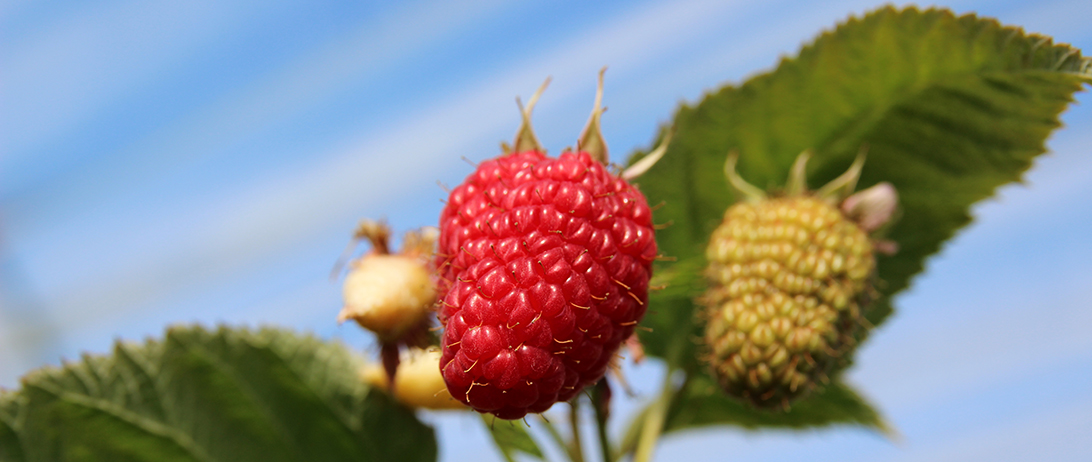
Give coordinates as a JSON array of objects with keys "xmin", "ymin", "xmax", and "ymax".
[
  {"xmin": 704, "ymin": 196, "xmax": 872, "ymax": 407},
  {"xmin": 339, "ymin": 254, "xmax": 436, "ymax": 342},
  {"xmin": 363, "ymin": 348, "xmax": 466, "ymax": 410},
  {"xmin": 337, "ymin": 222, "xmax": 438, "ymax": 344},
  {"xmin": 703, "ymin": 151, "xmax": 894, "ymax": 409}
]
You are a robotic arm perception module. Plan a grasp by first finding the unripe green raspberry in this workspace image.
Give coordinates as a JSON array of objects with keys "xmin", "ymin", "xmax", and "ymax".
[{"xmin": 702, "ymin": 151, "xmax": 895, "ymax": 409}]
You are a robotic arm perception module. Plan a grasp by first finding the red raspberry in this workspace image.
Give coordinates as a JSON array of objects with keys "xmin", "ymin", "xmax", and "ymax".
[
  {"xmin": 435, "ymin": 74, "xmax": 659, "ymax": 419},
  {"xmin": 437, "ymin": 150, "xmax": 655, "ymax": 419}
]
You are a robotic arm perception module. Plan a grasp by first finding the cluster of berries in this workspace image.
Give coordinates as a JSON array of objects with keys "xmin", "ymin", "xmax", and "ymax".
[
  {"xmin": 341, "ymin": 72, "xmax": 663, "ymax": 418},
  {"xmin": 337, "ymin": 74, "xmax": 897, "ymax": 417}
]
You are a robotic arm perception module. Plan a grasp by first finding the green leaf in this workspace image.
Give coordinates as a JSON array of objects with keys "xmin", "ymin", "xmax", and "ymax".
[
  {"xmin": 3, "ymin": 325, "xmax": 436, "ymax": 462},
  {"xmin": 635, "ymin": 3, "xmax": 1091, "ymax": 363},
  {"xmin": 627, "ymin": 5, "xmax": 1089, "ymax": 432},
  {"xmin": 480, "ymin": 414, "xmax": 544, "ymax": 462},
  {"xmin": 639, "ymin": 257, "xmax": 706, "ymax": 371},
  {"xmin": 620, "ymin": 375, "xmax": 890, "ymax": 456},
  {"xmin": 663, "ymin": 375, "xmax": 890, "ymax": 433},
  {"xmin": 0, "ymin": 391, "xmax": 26, "ymax": 462}
]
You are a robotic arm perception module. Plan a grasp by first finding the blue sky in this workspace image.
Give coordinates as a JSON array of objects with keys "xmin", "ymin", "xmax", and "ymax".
[{"xmin": 1, "ymin": 1, "xmax": 1090, "ymax": 461}]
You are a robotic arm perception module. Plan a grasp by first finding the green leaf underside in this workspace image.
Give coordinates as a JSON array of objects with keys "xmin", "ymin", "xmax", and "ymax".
[
  {"xmin": 619, "ymin": 377, "xmax": 891, "ymax": 455},
  {"xmin": 664, "ymin": 376, "xmax": 890, "ymax": 433},
  {"xmin": 627, "ymin": 6, "xmax": 1090, "ymax": 433},
  {"xmin": 1, "ymin": 326, "xmax": 436, "ymax": 462},
  {"xmin": 481, "ymin": 414, "xmax": 545, "ymax": 462}
]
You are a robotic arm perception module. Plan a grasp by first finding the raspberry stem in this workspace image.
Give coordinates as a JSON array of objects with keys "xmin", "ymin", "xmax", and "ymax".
[
  {"xmin": 380, "ymin": 342, "xmax": 400, "ymax": 387},
  {"xmin": 569, "ymin": 399, "xmax": 586, "ymax": 462},
  {"xmin": 591, "ymin": 380, "xmax": 613, "ymax": 462}
]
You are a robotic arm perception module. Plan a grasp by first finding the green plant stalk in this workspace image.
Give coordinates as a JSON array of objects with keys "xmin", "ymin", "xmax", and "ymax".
[
  {"xmin": 594, "ymin": 407, "xmax": 612, "ymax": 462},
  {"xmin": 634, "ymin": 367, "xmax": 676, "ymax": 462},
  {"xmin": 591, "ymin": 385, "xmax": 612, "ymax": 462},
  {"xmin": 569, "ymin": 399, "xmax": 587, "ymax": 462}
]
